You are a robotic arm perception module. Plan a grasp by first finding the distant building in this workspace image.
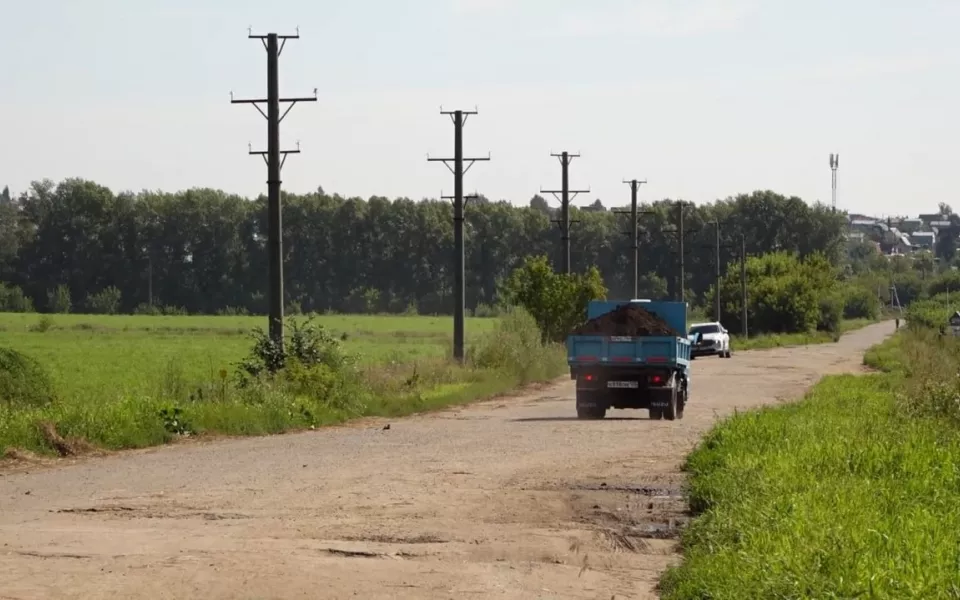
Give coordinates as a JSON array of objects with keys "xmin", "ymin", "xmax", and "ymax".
[
  {"xmin": 899, "ymin": 218, "xmax": 923, "ymax": 233},
  {"xmin": 910, "ymin": 231, "xmax": 936, "ymax": 249}
]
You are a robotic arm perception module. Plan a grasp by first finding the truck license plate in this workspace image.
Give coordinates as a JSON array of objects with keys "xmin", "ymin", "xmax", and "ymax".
[{"xmin": 607, "ymin": 380, "xmax": 639, "ymax": 389}]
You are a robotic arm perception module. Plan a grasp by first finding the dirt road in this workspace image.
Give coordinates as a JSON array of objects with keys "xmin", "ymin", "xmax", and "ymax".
[{"xmin": 0, "ymin": 322, "xmax": 894, "ymax": 600}]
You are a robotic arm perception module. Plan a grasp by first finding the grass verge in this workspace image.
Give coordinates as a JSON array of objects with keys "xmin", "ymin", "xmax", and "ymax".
[
  {"xmin": 731, "ymin": 318, "xmax": 876, "ymax": 351},
  {"xmin": 0, "ymin": 308, "xmax": 566, "ymax": 457},
  {"xmin": 660, "ymin": 330, "xmax": 960, "ymax": 599}
]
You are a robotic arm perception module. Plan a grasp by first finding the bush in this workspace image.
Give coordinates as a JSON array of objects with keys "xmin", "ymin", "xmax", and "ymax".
[
  {"xmin": 135, "ymin": 303, "xmax": 188, "ymax": 316},
  {"xmin": 904, "ymin": 295, "xmax": 952, "ymax": 330},
  {"xmin": 47, "ymin": 284, "xmax": 72, "ymax": 313},
  {"xmin": 85, "ymin": 286, "xmax": 122, "ymax": 314},
  {"xmin": 926, "ymin": 270, "xmax": 960, "ymax": 298},
  {"xmin": 237, "ymin": 316, "xmax": 357, "ymax": 380},
  {"xmin": 500, "ymin": 255, "xmax": 607, "ymax": 343},
  {"xmin": 0, "ymin": 283, "xmax": 34, "ymax": 313},
  {"xmin": 0, "ymin": 347, "xmax": 56, "ymax": 408},
  {"xmin": 710, "ymin": 252, "xmax": 834, "ymax": 335},
  {"xmin": 843, "ymin": 286, "xmax": 880, "ymax": 320},
  {"xmin": 468, "ymin": 306, "xmax": 566, "ymax": 383},
  {"xmin": 816, "ymin": 291, "xmax": 843, "ymax": 334},
  {"xmin": 472, "ymin": 302, "xmax": 503, "ymax": 318},
  {"xmin": 134, "ymin": 302, "xmax": 162, "ymax": 315}
]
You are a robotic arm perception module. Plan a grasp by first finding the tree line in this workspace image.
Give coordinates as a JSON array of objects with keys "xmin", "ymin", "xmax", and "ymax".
[{"xmin": 0, "ymin": 178, "xmax": 850, "ymax": 316}]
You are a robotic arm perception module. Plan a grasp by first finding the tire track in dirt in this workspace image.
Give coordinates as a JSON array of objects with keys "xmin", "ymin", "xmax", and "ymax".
[{"xmin": 0, "ymin": 321, "xmax": 894, "ymax": 599}]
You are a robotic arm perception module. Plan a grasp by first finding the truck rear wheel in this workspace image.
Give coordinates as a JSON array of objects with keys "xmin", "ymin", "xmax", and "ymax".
[
  {"xmin": 662, "ymin": 385, "xmax": 679, "ymax": 421},
  {"xmin": 577, "ymin": 405, "xmax": 607, "ymax": 419},
  {"xmin": 575, "ymin": 391, "xmax": 607, "ymax": 420}
]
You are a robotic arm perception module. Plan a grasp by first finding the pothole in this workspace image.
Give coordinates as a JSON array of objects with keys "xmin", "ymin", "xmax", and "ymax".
[{"xmin": 569, "ymin": 482, "xmax": 684, "ymax": 498}]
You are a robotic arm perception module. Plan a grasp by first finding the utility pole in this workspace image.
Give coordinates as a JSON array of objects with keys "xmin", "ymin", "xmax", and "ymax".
[
  {"xmin": 428, "ymin": 108, "xmax": 490, "ymax": 363},
  {"xmin": 699, "ymin": 220, "xmax": 735, "ymax": 323},
  {"xmin": 662, "ymin": 201, "xmax": 698, "ymax": 303},
  {"xmin": 148, "ymin": 256, "xmax": 153, "ymax": 307},
  {"xmin": 613, "ymin": 179, "xmax": 652, "ymax": 298},
  {"xmin": 541, "ymin": 152, "xmax": 590, "ymax": 274},
  {"xmin": 741, "ymin": 233, "xmax": 748, "ymax": 337},
  {"xmin": 231, "ymin": 28, "xmax": 317, "ymax": 348},
  {"xmin": 829, "ymin": 153, "xmax": 839, "ymax": 212}
]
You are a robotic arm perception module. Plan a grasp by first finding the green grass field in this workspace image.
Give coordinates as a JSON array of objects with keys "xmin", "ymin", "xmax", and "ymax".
[
  {"xmin": 660, "ymin": 331, "xmax": 960, "ymax": 599},
  {"xmin": 0, "ymin": 312, "xmax": 497, "ymax": 400},
  {"xmin": 0, "ymin": 310, "xmax": 566, "ymax": 456}
]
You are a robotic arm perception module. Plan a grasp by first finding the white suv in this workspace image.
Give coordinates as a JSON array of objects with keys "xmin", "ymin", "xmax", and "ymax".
[{"xmin": 689, "ymin": 322, "xmax": 731, "ymax": 359}]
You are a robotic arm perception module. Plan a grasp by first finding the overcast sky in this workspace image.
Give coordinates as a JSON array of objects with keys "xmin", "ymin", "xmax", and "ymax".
[{"xmin": 3, "ymin": 0, "xmax": 958, "ymax": 216}]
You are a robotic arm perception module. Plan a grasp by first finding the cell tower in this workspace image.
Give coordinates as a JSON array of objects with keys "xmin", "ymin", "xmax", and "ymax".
[{"xmin": 829, "ymin": 153, "xmax": 839, "ymax": 211}]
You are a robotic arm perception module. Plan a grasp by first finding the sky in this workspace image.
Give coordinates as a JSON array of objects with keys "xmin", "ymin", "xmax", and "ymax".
[{"xmin": 2, "ymin": 0, "xmax": 959, "ymax": 216}]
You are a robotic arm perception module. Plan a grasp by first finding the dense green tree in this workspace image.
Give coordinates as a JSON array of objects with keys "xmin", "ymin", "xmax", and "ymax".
[{"xmin": 0, "ymin": 179, "xmax": 850, "ymax": 316}]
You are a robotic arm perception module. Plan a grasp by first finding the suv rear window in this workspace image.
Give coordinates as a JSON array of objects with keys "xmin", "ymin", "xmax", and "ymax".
[{"xmin": 690, "ymin": 325, "xmax": 720, "ymax": 335}]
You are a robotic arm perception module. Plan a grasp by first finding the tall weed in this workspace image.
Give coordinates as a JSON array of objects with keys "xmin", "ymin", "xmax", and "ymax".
[{"xmin": 468, "ymin": 306, "xmax": 566, "ymax": 383}]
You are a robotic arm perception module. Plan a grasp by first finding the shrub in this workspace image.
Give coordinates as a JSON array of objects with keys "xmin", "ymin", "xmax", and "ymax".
[
  {"xmin": 237, "ymin": 316, "xmax": 357, "ymax": 380},
  {"xmin": 842, "ymin": 286, "xmax": 880, "ymax": 320},
  {"xmin": 710, "ymin": 252, "xmax": 833, "ymax": 335},
  {"xmin": 473, "ymin": 302, "xmax": 503, "ymax": 318},
  {"xmin": 85, "ymin": 286, "xmax": 122, "ymax": 314},
  {"xmin": 816, "ymin": 291, "xmax": 843, "ymax": 334},
  {"xmin": 136, "ymin": 303, "xmax": 189, "ymax": 316},
  {"xmin": 134, "ymin": 302, "xmax": 162, "ymax": 315},
  {"xmin": 47, "ymin": 284, "xmax": 72, "ymax": 313},
  {"xmin": 0, "ymin": 283, "xmax": 34, "ymax": 313},
  {"xmin": 0, "ymin": 347, "xmax": 56, "ymax": 408},
  {"xmin": 500, "ymin": 255, "xmax": 607, "ymax": 343},
  {"xmin": 285, "ymin": 300, "xmax": 303, "ymax": 316},
  {"xmin": 468, "ymin": 306, "xmax": 565, "ymax": 383},
  {"xmin": 905, "ymin": 295, "xmax": 951, "ymax": 330},
  {"xmin": 29, "ymin": 315, "xmax": 56, "ymax": 333}
]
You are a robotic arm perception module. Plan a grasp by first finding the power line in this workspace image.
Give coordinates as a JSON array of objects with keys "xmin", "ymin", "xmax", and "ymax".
[
  {"xmin": 231, "ymin": 28, "xmax": 317, "ymax": 348},
  {"xmin": 541, "ymin": 151, "xmax": 590, "ymax": 275},
  {"xmin": 428, "ymin": 108, "xmax": 490, "ymax": 363}
]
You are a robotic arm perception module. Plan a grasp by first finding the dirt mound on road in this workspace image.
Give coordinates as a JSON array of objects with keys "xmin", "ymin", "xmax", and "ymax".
[{"xmin": 572, "ymin": 304, "xmax": 682, "ymax": 337}]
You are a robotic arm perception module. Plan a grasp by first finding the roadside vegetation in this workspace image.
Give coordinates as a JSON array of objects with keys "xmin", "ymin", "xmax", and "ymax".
[
  {"xmin": 0, "ymin": 256, "xmax": 608, "ymax": 457},
  {"xmin": 660, "ymin": 321, "xmax": 960, "ymax": 598},
  {"xmin": 0, "ymin": 307, "xmax": 568, "ymax": 455}
]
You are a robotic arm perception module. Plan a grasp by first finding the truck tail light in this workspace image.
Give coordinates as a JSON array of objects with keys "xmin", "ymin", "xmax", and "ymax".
[
  {"xmin": 584, "ymin": 374, "xmax": 594, "ymax": 382},
  {"xmin": 649, "ymin": 374, "xmax": 663, "ymax": 385}
]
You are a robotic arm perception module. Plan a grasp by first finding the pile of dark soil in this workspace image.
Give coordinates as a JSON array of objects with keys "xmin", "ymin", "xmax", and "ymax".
[{"xmin": 572, "ymin": 304, "xmax": 682, "ymax": 337}]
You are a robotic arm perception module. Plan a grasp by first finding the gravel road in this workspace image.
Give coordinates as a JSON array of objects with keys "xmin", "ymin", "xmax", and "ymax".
[{"xmin": 0, "ymin": 321, "xmax": 894, "ymax": 600}]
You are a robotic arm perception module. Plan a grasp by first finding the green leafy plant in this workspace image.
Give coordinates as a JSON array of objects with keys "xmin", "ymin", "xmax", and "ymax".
[
  {"xmin": 47, "ymin": 284, "xmax": 72, "ymax": 314},
  {"xmin": 85, "ymin": 286, "xmax": 122, "ymax": 314},
  {"xmin": 499, "ymin": 255, "xmax": 607, "ymax": 343}
]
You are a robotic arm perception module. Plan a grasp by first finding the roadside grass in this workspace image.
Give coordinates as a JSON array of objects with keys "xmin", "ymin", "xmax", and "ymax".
[
  {"xmin": 0, "ymin": 309, "xmax": 565, "ymax": 457},
  {"xmin": 731, "ymin": 318, "xmax": 875, "ymax": 351},
  {"xmin": 660, "ymin": 331, "xmax": 960, "ymax": 599}
]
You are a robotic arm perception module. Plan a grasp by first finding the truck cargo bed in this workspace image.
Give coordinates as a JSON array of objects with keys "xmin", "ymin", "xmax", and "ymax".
[{"xmin": 566, "ymin": 334, "xmax": 691, "ymax": 368}]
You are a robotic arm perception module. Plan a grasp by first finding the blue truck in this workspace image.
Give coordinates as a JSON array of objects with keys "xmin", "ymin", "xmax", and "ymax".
[{"xmin": 566, "ymin": 299, "xmax": 692, "ymax": 420}]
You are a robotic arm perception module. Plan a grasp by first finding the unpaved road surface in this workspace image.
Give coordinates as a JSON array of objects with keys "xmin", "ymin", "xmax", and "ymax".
[{"xmin": 0, "ymin": 322, "xmax": 894, "ymax": 600}]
